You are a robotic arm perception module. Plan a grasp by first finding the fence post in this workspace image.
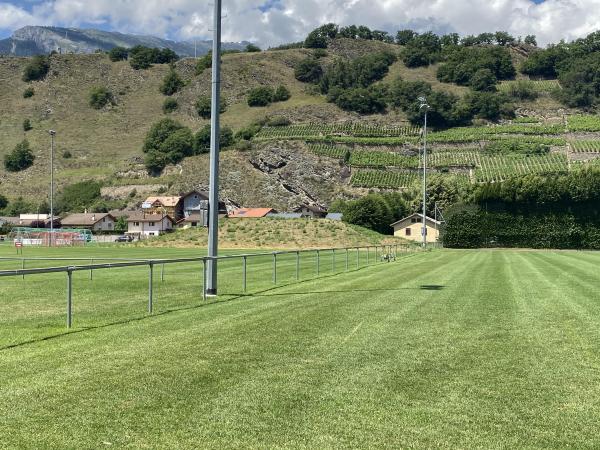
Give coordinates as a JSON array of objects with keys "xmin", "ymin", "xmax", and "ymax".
[
  {"xmin": 273, "ymin": 253, "xmax": 277, "ymax": 285},
  {"xmin": 203, "ymin": 259, "xmax": 207, "ymax": 301},
  {"xmin": 66, "ymin": 269, "xmax": 73, "ymax": 329},
  {"xmin": 161, "ymin": 263, "xmax": 165, "ymax": 282},
  {"xmin": 356, "ymin": 247, "xmax": 359, "ymax": 269},
  {"xmin": 316, "ymin": 250, "xmax": 320, "ymax": 276},
  {"xmin": 367, "ymin": 246, "xmax": 370, "ymax": 265},
  {"xmin": 346, "ymin": 248, "xmax": 349, "ymax": 271},
  {"xmin": 375, "ymin": 246, "xmax": 378, "ymax": 263},
  {"xmin": 22, "ymin": 258, "xmax": 25, "ymax": 280},
  {"xmin": 243, "ymin": 256, "xmax": 247, "ymax": 292},
  {"xmin": 296, "ymin": 251, "xmax": 300, "ymax": 280},
  {"xmin": 90, "ymin": 258, "xmax": 94, "ymax": 280},
  {"xmin": 148, "ymin": 263, "xmax": 154, "ymax": 314},
  {"xmin": 332, "ymin": 249, "xmax": 335, "ymax": 272}
]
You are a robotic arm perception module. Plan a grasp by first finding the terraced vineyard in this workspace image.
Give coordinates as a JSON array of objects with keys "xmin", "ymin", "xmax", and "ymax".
[
  {"xmin": 570, "ymin": 140, "xmax": 600, "ymax": 153},
  {"xmin": 350, "ymin": 170, "xmax": 420, "ymax": 188},
  {"xmin": 255, "ymin": 123, "xmax": 420, "ymax": 140},
  {"xmin": 498, "ymin": 79, "xmax": 561, "ymax": 93},
  {"xmin": 567, "ymin": 115, "xmax": 600, "ymax": 132},
  {"xmin": 474, "ymin": 153, "xmax": 569, "ymax": 183}
]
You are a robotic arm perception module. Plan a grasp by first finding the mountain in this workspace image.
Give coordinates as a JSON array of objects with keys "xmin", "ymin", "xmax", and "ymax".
[{"xmin": 0, "ymin": 26, "xmax": 250, "ymax": 57}]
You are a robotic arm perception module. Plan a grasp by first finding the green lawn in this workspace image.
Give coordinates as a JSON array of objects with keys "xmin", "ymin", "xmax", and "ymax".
[{"xmin": 1, "ymin": 249, "xmax": 600, "ymax": 448}]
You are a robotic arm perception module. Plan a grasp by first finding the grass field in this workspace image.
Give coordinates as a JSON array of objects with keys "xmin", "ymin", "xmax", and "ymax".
[{"xmin": 1, "ymin": 248, "xmax": 600, "ymax": 447}]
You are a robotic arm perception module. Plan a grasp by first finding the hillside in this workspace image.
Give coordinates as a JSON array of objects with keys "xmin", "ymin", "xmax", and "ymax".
[
  {"xmin": 1, "ymin": 34, "xmax": 600, "ymax": 215},
  {"xmin": 0, "ymin": 26, "xmax": 248, "ymax": 57}
]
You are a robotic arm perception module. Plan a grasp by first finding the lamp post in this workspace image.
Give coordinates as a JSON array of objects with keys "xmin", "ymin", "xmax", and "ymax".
[
  {"xmin": 49, "ymin": 130, "xmax": 56, "ymax": 247},
  {"xmin": 418, "ymin": 97, "xmax": 430, "ymax": 248},
  {"xmin": 206, "ymin": 0, "xmax": 222, "ymax": 296}
]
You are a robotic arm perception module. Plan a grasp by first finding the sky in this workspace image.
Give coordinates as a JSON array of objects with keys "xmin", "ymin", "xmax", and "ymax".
[{"xmin": 0, "ymin": 0, "xmax": 598, "ymax": 47}]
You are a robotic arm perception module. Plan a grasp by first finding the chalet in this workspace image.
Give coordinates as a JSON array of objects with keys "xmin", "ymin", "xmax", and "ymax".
[
  {"xmin": 126, "ymin": 213, "xmax": 174, "ymax": 237},
  {"xmin": 142, "ymin": 196, "xmax": 183, "ymax": 221},
  {"xmin": 294, "ymin": 204, "xmax": 328, "ymax": 219},
  {"xmin": 391, "ymin": 213, "xmax": 441, "ymax": 243},
  {"xmin": 176, "ymin": 213, "xmax": 205, "ymax": 229},
  {"xmin": 61, "ymin": 213, "xmax": 116, "ymax": 232},
  {"xmin": 228, "ymin": 208, "xmax": 276, "ymax": 218},
  {"xmin": 181, "ymin": 191, "xmax": 227, "ymax": 219}
]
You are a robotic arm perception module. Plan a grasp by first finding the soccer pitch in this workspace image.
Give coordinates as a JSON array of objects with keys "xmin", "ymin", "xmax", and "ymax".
[{"xmin": 1, "ymin": 249, "xmax": 600, "ymax": 448}]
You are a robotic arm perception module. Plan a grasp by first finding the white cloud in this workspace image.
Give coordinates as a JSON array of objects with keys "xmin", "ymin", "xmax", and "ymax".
[{"xmin": 2, "ymin": 0, "xmax": 600, "ymax": 46}]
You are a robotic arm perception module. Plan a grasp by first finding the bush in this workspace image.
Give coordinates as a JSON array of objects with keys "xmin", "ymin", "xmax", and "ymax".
[
  {"xmin": 506, "ymin": 81, "xmax": 539, "ymax": 101},
  {"xmin": 195, "ymin": 95, "xmax": 226, "ymax": 119},
  {"xmin": 246, "ymin": 44, "xmax": 261, "ymax": 52},
  {"xmin": 272, "ymin": 85, "xmax": 291, "ymax": 102},
  {"xmin": 4, "ymin": 140, "xmax": 35, "ymax": 172},
  {"xmin": 196, "ymin": 53, "xmax": 212, "ymax": 75},
  {"xmin": 159, "ymin": 69, "xmax": 184, "ymax": 96},
  {"xmin": 22, "ymin": 87, "xmax": 34, "ymax": 98},
  {"xmin": 128, "ymin": 46, "xmax": 178, "ymax": 70},
  {"xmin": 108, "ymin": 46, "xmax": 129, "ymax": 62},
  {"xmin": 332, "ymin": 87, "xmax": 386, "ymax": 114},
  {"xmin": 89, "ymin": 87, "xmax": 114, "ymax": 109},
  {"xmin": 162, "ymin": 97, "xmax": 178, "ymax": 113},
  {"xmin": 294, "ymin": 58, "xmax": 323, "ymax": 83},
  {"xmin": 266, "ymin": 116, "xmax": 291, "ymax": 126},
  {"xmin": 62, "ymin": 150, "xmax": 72, "ymax": 159},
  {"xmin": 235, "ymin": 122, "xmax": 263, "ymax": 140},
  {"xmin": 437, "ymin": 46, "xmax": 515, "ymax": 86},
  {"xmin": 0, "ymin": 194, "xmax": 7, "ymax": 210},
  {"xmin": 159, "ymin": 128, "xmax": 194, "ymax": 163},
  {"xmin": 401, "ymin": 32, "xmax": 441, "ymax": 68},
  {"xmin": 145, "ymin": 127, "xmax": 194, "ymax": 173},
  {"xmin": 143, "ymin": 118, "xmax": 186, "ymax": 153},
  {"xmin": 22, "ymin": 119, "xmax": 32, "ymax": 132},
  {"xmin": 22, "ymin": 55, "xmax": 50, "ymax": 82},
  {"xmin": 247, "ymin": 86, "xmax": 274, "ymax": 107},
  {"xmin": 470, "ymin": 68, "xmax": 497, "ymax": 92},
  {"xmin": 312, "ymin": 49, "xmax": 328, "ymax": 59},
  {"xmin": 320, "ymin": 51, "xmax": 396, "ymax": 93},
  {"xmin": 340, "ymin": 193, "xmax": 408, "ymax": 234},
  {"xmin": 194, "ymin": 125, "xmax": 235, "ymax": 154}
]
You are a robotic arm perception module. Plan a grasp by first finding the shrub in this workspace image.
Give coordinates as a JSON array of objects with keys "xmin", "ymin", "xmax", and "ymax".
[
  {"xmin": 144, "ymin": 127, "xmax": 194, "ymax": 173},
  {"xmin": 246, "ymin": 44, "xmax": 261, "ymax": 52},
  {"xmin": 470, "ymin": 68, "xmax": 498, "ymax": 92},
  {"xmin": 320, "ymin": 51, "xmax": 397, "ymax": 93},
  {"xmin": 162, "ymin": 97, "xmax": 178, "ymax": 113},
  {"xmin": 272, "ymin": 85, "xmax": 291, "ymax": 102},
  {"xmin": 506, "ymin": 81, "xmax": 539, "ymax": 101},
  {"xmin": 0, "ymin": 194, "xmax": 7, "ymax": 210},
  {"xmin": 108, "ymin": 46, "xmax": 129, "ymax": 62},
  {"xmin": 235, "ymin": 140, "xmax": 252, "ymax": 151},
  {"xmin": 22, "ymin": 55, "xmax": 50, "ymax": 82},
  {"xmin": 89, "ymin": 87, "xmax": 114, "ymax": 109},
  {"xmin": 247, "ymin": 86, "xmax": 274, "ymax": 107},
  {"xmin": 4, "ymin": 140, "xmax": 35, "ymax": 172},
  {"xmin": 235, "ymin": 122, "xmax": 263, "ymax": 140},
  {"xmin": 159, "ymin": 69, "xmax": 184, "ymax": 96},
  {"xmin": 332, "ymin": 87, "xmax": 386, "ymax": 114},
  {"xmin": 143, "ymin": 118, "xmax": 186, "ymax": 153},
  {"xmin": 55, "ymin": 181, "xmax": 102, "ymax": 213},
  {"xmin": 22, "ymin": 119, "xmax": 32, "ymax": 132},
  {"xmin": 194, "ymin": 125, "xmax": 235, "ymax": 154},
  {"xmin": 294, "ymin": 58, "xmax": 323, "ymax": 83},
  {"xmin": 62, "ymin": 150, "xmax": 72, "ymax": 159},
  {"xmin": 195, "ymin": 95, "xmax": 227, "ymax": 119},
  {"xmin": 196, "ymin": 53, "xmax": 212, "ymax": 75},
  {"xmin": 129, "ymin": 46, "xmax": 157, "ymax": 70},
  {"xmin": 22, "ymin": 87, "xmax": 34, "ymax": 98},
  {"xmin": 312, "ymin": 49, "xmax": 328, "ymax": 59},
  {"xmin": 266, "ymin": 116, "xmax": 291, "ymax": 126},
  {"xmin": 159, "ymin": 128, "xmax": 194, "ymax": 163}
]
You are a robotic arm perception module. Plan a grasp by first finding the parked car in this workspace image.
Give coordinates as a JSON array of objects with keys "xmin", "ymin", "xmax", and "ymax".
[{"xmin": 115, "ymin": 235, "xmax": 134, "ymax": 242}]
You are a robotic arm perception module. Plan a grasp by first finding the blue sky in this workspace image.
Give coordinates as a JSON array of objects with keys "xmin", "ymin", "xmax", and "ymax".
[{"xmin": 0, "ymin": 0, "xmax": 595, "ymax": 46}]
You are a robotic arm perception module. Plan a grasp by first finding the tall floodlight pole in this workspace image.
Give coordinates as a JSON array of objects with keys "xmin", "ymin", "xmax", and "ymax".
[
  {"xmin": 49, "ymin": 130, "xmax": 56, "ymax": 247},
  {"xmin": 207, "ymin": 0, "xmax": 222, "ymax": 296},
  {"xmin": 418, "ymin": 97, "xmax": 429, "ymax": 248}
]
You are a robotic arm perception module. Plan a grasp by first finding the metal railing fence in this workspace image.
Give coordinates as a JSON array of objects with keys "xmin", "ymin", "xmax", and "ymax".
[{"xmin": 0, "ymin": 244, "xmax": 417, "ymax": 330}]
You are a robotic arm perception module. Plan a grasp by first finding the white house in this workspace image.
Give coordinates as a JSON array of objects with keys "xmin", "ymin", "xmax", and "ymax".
[
  {"xmin": 126, "ymin": 213, "xmax": 174, "ymax": 237},
  {"xmin": 391, "ymin": 213, "xmax": 441, "ymax": 243}
]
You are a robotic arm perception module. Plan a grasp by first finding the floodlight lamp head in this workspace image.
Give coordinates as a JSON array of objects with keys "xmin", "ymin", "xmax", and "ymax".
[
  {"xmin": 49, "ymin": 130, "xmax": 56, "ymax": 136},
  {"xmin": 417, "ymin": 96, "xmax": 426, "ymax": 103}
]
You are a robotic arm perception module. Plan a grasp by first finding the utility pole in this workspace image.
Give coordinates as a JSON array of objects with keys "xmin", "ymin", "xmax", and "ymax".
[
  {"xmin": 49, "ymin": 130, "xmax": 56, "ymax": 247},
  {"xmin": 206, "ymin": 0, "xmax": 222, "ymax": 296},
  {"xmin": 418, "ymin": 97, "xmax": 430, "ymax": 248}
]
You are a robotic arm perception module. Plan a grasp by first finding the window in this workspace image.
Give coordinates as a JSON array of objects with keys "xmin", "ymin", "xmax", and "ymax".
[
  {"xmin": 134, "ymin": 222, "xmax": 140, "ymax": 227},
  {"xmin": 191, "ymin": 222, "xmax": 198, "ymax": 227},
  {"xmin": 411, "ymin": 218, "xmax": 418, "ymax": 223},
  {"xmin": 149, "ymin": 222, "xmax": 155, "ymax": 226},
  {"xmin": 405, "ymin": 228, "xmax": 411, "ymax": 236}
]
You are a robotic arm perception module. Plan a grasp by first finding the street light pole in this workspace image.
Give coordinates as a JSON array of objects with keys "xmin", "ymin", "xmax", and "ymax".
[
  {"xmin": 49, "ymin": 130, "xmax": 56, "ymax": 247},
  {"xmin": 418, "ymin": 97, "xmax": 429, "ymax": 249},
  {"xmin": 207, "ymin": 0, "xmax": 222, "ymax": 296}
]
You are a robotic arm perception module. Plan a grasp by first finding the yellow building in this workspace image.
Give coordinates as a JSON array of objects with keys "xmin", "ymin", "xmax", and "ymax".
[{"xmin": 391, "ymin": 213, "xmax": 441, "ymax": 243}]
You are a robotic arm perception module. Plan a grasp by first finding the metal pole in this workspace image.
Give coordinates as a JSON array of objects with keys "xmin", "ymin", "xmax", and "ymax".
[
  {"xmin": 22, "ymin": 258, "xmax": 24, "ymax": 280},
  {"xmin": 66, "ymin": 269, "xmax": 72, "ymax": 328},
  {"xmin": 273, "ymin": 253, "xmax": 277, "ymax": 285},
  {"xmin": 316, "ymin": 250, "xmax": 320, "ymax": 275},
  {"xmin": 49, "ymin": 131, "xmax": 55, "ymax": 247},
  {"xmin": 296, "ymin": 251, "xmax": 300, "ymax": 280},
  {"xmin": 332, "ymin": 249, "xmax": 335, "ymax": 272},
  {"xmin": 243, "ymin": 256, "xmax": 247, "ymax": 292},
  {"xmin": 206, "ymin": 0, "xmax": 222, "ymax": 296},
  {"xmin": 367, "ymin": 246, "xmax": 370, "ymax": 264},
  {"xmin": 346, "ymin": 248, "xmax": 349, "ymax": 271},
  {"xmin": 161, "ymin": 263, "xmax": 164, "ymax": 282},
  {"xmin": 90, "ymin": 258, "xmax": 93, "ymax": 280},
  {"xmin": 148, "ymin": 263, "xmax": 153, "ymax": 313},
  {"xmin": 356, "ymin": 247, "xmax": 359, "ymax": 269},
  {"xmin": 203, "ymin": 259, "xmax": 207, "ymax": 301},
  {"xmin": 420, "ymin": 102, "xmax": 429, "ymax": 249}
]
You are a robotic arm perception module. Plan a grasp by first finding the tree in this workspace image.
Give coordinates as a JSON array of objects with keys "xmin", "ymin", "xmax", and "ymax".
[
  {"xmin": 294, "ymin": 58, "xmax": 323, "ymax": 83},
  {"xmin": 114, "ymin": 216, "xmax": 127, "ymax": 233},
  {"xmin": 470, "ymin": 68, "xmax": 498, "ymax": 92},
  {"xmin": 156, "ymin": 48, "xmax": 179, "ymax": 64},
  {"xmin": 22, "ymin": 87, "xmax": 34, "ymax": 98},
  {"xmin": 162, "ymin": 98, "xmax": 178, "ymax": 113},
  {"xmin": 22, "ymin": 55, "xmax": 50, "ymax": 82},
  {"xmin": 506, "ymin": 81, "xmax": 539, "ymax": 101},
  {"xmin": 22, "ymin": 119, "xmax": 32, "ymax": 132},
  {"xmin": 272, "ymin": 85, "xmax": 291, "ymax": 102},
  {"xmin": 55, "ymin": 181, "xmax": 102, "ymax": 213},
  {"xmin": 89, "ymin": 87, "xmax": 114, "ymax": 109},
  {"xmin": 402, "ymin": 32, "xmax": 442, "ymax": 68},
  {"xmin": 196, "ymin": 52, "xmax": 212, "ymax": 75},
  {"xmin": 0, "ymin": 193, "xmax": 7, "ymax": 210},
  {"xmin": 524, "ymin": 35, "xmax": 537, "ymax": 46},
  {"xmin": 159, "ymin": 128, "xmax": 194, "ymax": 164},
  {"xmin": 143, "ymin": 118, "xmax": 185, "ymax": 153},
  {"xmin": 305, "ymin": 23, "xmax": 338, "ymax": 48},
  {"xmin": 245, "ymin": 44, "xmax": 261, "ymax": 52},
  {"xmin": 247, "ymin": 86, "xmax": 274, "ymax": 107},
  {"xmin": 108, "ymin": 46, "xmax": 129, "ymax": 61},
  {"xmin": 495, "ymin": 31, "xmax": 515, "ymax": 46},
  {"xmin": 194, "ymin": 125, "xmax": 234, "ymax": 154},
  {"xmin": 4, "ymin": 140, "xmax": 35, "ymax": 172},
  {"xmin": 395, "ymin": 29, "xmax": 417, "ymax": 45},
  {"xmin": 195, "ymin": 95, "xmax": 226, "ymax": 118},
  {"xmin": 159, "ymin": 69, "xmax": 184, "ymax": 96},
  {"xmin": 342, "ymin": 194, "xmax": 395, "ymax": 234},
  {"xmin": 333, "ymin": 87, "xmax": 386, "ymax": 114},
  {"xmin": 2, "ymin": 197, "xmax": 35, "ymax": 217},
  {"xmin": 144, "ymin": 126, "xmax": 194, "ymax": 173}
]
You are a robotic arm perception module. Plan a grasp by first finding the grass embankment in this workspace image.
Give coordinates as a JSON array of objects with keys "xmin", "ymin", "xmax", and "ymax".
[
  {"xmin": 1, "ymin": 250, "xmax": 600, "ymax": 447},
  {"xmin": 139, "ymin": 218, "xmax": 406, "ymax": 249}
]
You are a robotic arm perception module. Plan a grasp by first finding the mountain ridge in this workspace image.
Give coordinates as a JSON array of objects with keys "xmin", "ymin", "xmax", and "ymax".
[{"xmin": 0, "ymin": 26, "xmax": 250, "ymax": 57}]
